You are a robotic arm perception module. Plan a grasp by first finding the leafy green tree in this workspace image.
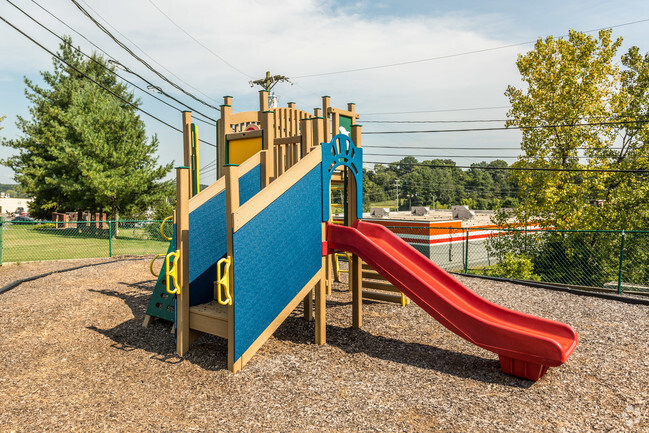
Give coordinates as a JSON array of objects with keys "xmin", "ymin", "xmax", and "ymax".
[
  {"xmin": 506, "ymin": 29, "xmax": 625, "ymax": 229},
  {"xmin": 506, "ymin": 29, "xmax": 649, "ymax": 230},
  {"xmin": 2, "ymin": 38, "xmax": 173, "ymax": 221}
]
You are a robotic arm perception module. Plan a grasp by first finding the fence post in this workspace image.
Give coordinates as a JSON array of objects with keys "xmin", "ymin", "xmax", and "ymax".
[
  {"xmin": 617, "ymin": 230, "xmax": 625, "ymax": 294},
  {"xmin": 109, "ymin": 220, "xmax": 112, "ymax": 258},
  {"xmin": 464, "ymin": 228, "xmax": 469, "ymax": 274},
  {"xmin": 0, "ymin": 216, "xmax": 4, "ymax": 265}
]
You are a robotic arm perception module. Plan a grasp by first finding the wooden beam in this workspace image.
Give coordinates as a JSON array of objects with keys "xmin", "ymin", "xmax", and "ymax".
[
  {"xmin": 362, "ymin": 290, "xmax": 405, "ymax": 304},
  {"xmin": 225, "ymin": 164, "xmax": 240, "ymax": 373},
  {"xmin": 176, "ymin": 167, "xmax": 191, "ymax": 356},
  {"xmin": 226, "ymin": 129, "xmax": 263, "ymax": 141},
  {"xmin": 349, "ymin": 124, "xmax": 363, "ymax": 328},
  {"xmin": 328, "ymin": 107, "xmax": 361, "ymax": 120},
  {"xmin": 303, "ymin": 289, "xmax": 313, "ymax": 321},
  {"xmin": 274, "ymin": 136, "xmax": 302, "ymax": 145}
]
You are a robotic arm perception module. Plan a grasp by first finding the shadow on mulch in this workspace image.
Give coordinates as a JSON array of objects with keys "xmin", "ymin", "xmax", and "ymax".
[
  {"xmin": 86, "ymin": 281, "xmax": 229, "ymax": 372},
  {"xmin": 86, "ymin": 282, "xmax": 532, "ymax": 387},
  {"xmin": 274, "ymin": 314, "xmax": 533, "ymax": 388}
]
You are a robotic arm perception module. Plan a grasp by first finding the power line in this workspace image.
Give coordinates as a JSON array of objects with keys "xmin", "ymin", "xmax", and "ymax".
[
  {"xmin": 146, "ymin": 0, "xmax": 252, "ymax": 79},
  {"xmin": 366, "ymin": 154, "xmax": 597, "ymax": 160},
  {"xmin": 364, "ymin": 161, "xmax": 649, "ymax": 173},
  {"xmin": 362, "ymin": 115, "xmax": 644, "ymax": 124},
  {"xmin": 7, "ymin": 0, "xmax": 217, "ymax": 128},
  {"xmin": 28, "ymin": 0, "xmax": 218, "ymax": 124},
  {"xmin": 362, "ymin": 145, "xmax": 628, "ymax": 150},
  {"xmin": 71, "ymin": 0, "xmax": 221, "ymax": 112},
  {"xmin": 293, "ymin": 18, "xmax": 649, "ymax": 78},
  {"xmin": 364, "ymin": 119, "xmax": 649, "ymax": 134},
  {"xmin": 199, "ymin": 160, "xmax": 217, "ymax": 172},
  {"xmin": 78, "ymin": 0, "xmax": 220, "ymax": 107},
  {"xmin": 0, "ymin": 14, "xmax": 216, "ymax": 147},
  {"xmin": 362, "ymin": 106, "xmax": 510, "ymax": 116},
  {"xmin": 364, "ymin": 119, "xmax": 507, "ymax": 124}
]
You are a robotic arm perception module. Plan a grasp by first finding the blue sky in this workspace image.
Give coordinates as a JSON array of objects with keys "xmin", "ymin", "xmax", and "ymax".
[{"xmin": 1, "ymin": 0, "xmax": 648, "ymax": 185}]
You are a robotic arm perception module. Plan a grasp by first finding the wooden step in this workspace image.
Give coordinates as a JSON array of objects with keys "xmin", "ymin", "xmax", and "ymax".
[
  {"xmin": 362, "ymin": 269, "xmax": 388, "ymax": 281},
  {"xmin": 362, "ymin": 290, "xmax": 406, "ymax": 305},
  {"xmin": 189, "ymin": 300, "xmax": 228, "ymax": 338},
  {"xmin": 362, "ymin": 280, "xmax": 403, "ymax": 293}
]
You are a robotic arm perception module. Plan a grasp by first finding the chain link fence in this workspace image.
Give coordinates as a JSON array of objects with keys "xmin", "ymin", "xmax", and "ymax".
[
  {"xmin": 378, "ymin": 223, "xmax": 649, "ymax": 295},
  {"xmin": 0, "ymin": 219, "xmax": 173, "ymax": 263}
]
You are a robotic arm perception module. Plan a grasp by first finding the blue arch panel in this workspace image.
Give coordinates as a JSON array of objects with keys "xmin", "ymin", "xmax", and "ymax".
[{"xmin": 321, "ymin": 134, "xmax": 363, "ymax": 221}]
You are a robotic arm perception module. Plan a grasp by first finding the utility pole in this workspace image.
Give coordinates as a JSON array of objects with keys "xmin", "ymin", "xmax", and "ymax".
[
  {"xmin": 395, "ymin": 179, "xmax": 400, "ymax": 211},
  {"xmin": 249, "ymin": 71, "xmax": 292, "ymax": 108}
]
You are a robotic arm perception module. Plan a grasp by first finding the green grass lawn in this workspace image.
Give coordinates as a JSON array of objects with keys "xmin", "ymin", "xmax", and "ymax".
[
  {"xmin": 2, "ymin": 224, "xmax": 169, "ymax": 262},
  {"xmin": 368, "ymin": 200, "xmax": 396, "ymax": 211}
]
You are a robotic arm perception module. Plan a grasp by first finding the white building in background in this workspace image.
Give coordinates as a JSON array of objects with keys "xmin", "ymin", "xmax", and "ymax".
[{"xmin": 0, "ymin": 195, "xmax": 33, "ymax": 215}]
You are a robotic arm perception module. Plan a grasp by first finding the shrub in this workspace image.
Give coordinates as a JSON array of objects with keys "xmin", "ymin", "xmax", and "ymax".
[{"xmin": 484, "ymin": 253, "xmax": 540, "ymax": 281}]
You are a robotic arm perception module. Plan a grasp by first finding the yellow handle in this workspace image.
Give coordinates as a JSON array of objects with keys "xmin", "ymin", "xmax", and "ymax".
[
  {"xmin": 216, "ymin": 256, "xmax": 232, "ymax": 305},
  {"xmin": 165, "ymin": 250, "xmax": 181, "ymax": 294},
  {"xmin": 149, "ymin": 253, "xmax": 166, "ymax": 277},
  {"xmin": 160, "ymin": 216, "xmax": 173, "ymax": 241}
]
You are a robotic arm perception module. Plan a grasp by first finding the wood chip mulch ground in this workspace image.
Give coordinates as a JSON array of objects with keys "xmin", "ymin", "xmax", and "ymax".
[{"xmin": 1, "ymin": 257, "xmax": 648, "ymax": 432}]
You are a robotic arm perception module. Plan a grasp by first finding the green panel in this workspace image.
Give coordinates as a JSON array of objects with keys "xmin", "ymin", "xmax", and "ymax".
[
  {"xmin": 339, "ymin": 115, "xmax": 353, "ymax": 135},
  {"xmin": 144, "ymin": 234, "xmax": 176, "ymax": 322}
]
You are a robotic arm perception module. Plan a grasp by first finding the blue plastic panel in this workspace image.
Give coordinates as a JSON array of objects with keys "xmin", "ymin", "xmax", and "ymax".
[
  {"xmin": 188, "ymin": 164, "xmax": 261, "ymax": 306},
  {"xmin": 321, "ymin": 134, "xmax": 363, "ymax": 221},
  {"xmin": 233, "ymin": 165, "xmax": 322, "ymax": 361}
]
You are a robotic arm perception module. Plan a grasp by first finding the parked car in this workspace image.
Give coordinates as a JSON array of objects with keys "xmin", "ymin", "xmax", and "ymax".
[{"xmin": 12, "ymin": 215, "xmax": 35, "ymax": 222}]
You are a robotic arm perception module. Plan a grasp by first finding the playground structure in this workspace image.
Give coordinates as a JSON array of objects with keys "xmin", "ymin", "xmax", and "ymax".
[{"xmin": 144, "ymin": 92, "xmax": 578, "ymax": 380}]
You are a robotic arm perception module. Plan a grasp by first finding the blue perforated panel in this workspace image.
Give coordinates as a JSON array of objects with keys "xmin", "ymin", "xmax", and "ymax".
[
  {"xmin": 239, "ymin": 164, "xmax": 262, "ymax": 205},
  {"xmin": 188, "ymin": 164, "xmax": 261, "ymax": 306},
  {"xmin": 233, "ymin": 166, "xmax": 322, "ymax": 361}
]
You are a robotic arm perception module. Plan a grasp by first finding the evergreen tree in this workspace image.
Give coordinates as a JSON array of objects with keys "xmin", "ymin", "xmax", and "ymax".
[{"xmin": 2, "ymin": 38, "xmax": 173, "ymax": 220}]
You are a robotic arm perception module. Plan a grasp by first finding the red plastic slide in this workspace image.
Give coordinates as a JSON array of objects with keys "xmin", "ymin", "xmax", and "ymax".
[{"xmin": 327, "ymin": 220, "xmax": 578, "ymax": 381}]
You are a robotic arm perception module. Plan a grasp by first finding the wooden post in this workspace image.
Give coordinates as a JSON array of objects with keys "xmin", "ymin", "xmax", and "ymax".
[
  {"xmin": 332, "ymin": 112, "xmax": 340, "ymax": 137},
  {"xmin": 303, "ymin": 289, "xmax": 313, "ymax": 321},
  {"xmin": 312, "ymin": 114, "xmax": 331, "ymax": 295},
  {"xmin": 176, "ymin": 167, "xmax": 191, "ymax": 356},
  {"xmin": 348, "ymin": 103, "xmax": 356, "ymax": 125},
  {"xmin": 217, "ymin": 97, "xmax": 233, "ymax": 179},
  {"xmin": 260, "ymin": 109, "xmax": 275, "ymax": 184},
  {"xmin": 300, "ymin": 118, "xmax": 312, "ymax": 157},
  {"xmin": 182, "ymin": 112, "xmax": 192, "ymax": 168},
  {"xmin": 260, "ymin": 150, "xmax": 269, "ymax": 188},
  {"xmin": 225, "ymin": 164, "xmax": 240, "ymax": 372},
  {"xmin": 350, "ymin": 124, "xmax": 363, "ymax": 328},
  {"xmin": 322, "ymin": 96, "xmax": 331, "ymax": 141},
  {"xmin": 259, "ymin": 90, "xmax": 268, "ymax": 112},
  {"xmin": 277, "ymin": 145, "xmax": 285, "ymax": 177},
  {"xmin": 316, "ymin": 223, "xmax": 327, "ymax": 344}
]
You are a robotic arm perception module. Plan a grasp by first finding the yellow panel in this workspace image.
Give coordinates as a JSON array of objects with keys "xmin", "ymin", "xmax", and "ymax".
[{"xmin": 228, "ymin": 137, "xmax": 263, "ymax": 165}]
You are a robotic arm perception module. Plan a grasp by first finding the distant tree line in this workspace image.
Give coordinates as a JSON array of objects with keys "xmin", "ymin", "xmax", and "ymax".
[{"xmin": 363, "ymin": 156, "xmax": 519, "ymax": 211}]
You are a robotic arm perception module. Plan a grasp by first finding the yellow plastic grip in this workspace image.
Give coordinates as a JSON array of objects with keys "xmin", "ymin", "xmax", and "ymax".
[
  {"xmin": 165, "ymin": 250, "xmax": 181, "ymax": 294},
  {"xmin": 216, "ymin": 256, "xmax": 232, "ymax": 305},
  {"xmin": 149, "ymin": 253, "xmax": 166, "ymax": 277},
  {"xmin": 160, "ymin": 216, "xmax": 173, "ymax": 241}
]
